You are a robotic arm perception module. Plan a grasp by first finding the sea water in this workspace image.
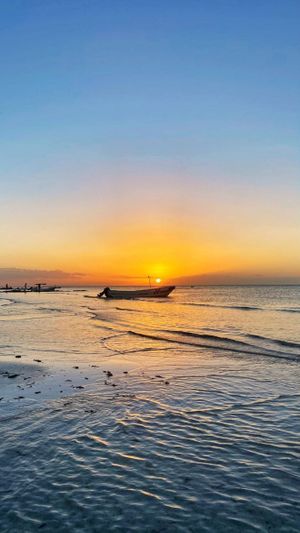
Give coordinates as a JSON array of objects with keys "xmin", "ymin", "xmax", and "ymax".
[{"xmin": 0, "ymin": 286, "xmax": 299, "ymax": 532}]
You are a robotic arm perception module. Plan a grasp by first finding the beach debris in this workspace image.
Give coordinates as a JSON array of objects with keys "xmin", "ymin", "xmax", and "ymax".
[
  {"xmin": 73, "ymin": 366, "xmax": 79, "ymax": 369},
  {"xmin": 165, "ymin": 381, "xmax": 170, "ymax": 385},
  {"xmin": 34, "ymin": 391, "xmax": 41, "ymax": 394},
  {"xmin": 91, "ymin": 364, "xmax": 98, "ymax": 367},
  {"xmin": 15, "ymin": 355, "xmax": 22, "ymax": 359},
  {"xmin": 65, "ymin": 379, "xmax": 72, "ymax": 382},
  {"xmin": 123, "ymin": 371, "xmax": 128, "ymax": 374},
  {"xmin": 34, "ymin": 359, "xmax": 42, "ymax": 363},
  {"xmin": 0, "ymin": 398, "xmax": 3, "ymax": 401},
  {"xmin": 84, "ymin": 377, "xmax": 89, "ymax": 380},
  {"xmin": 106, "ymin": 371, "xmax": 113, "ymax": 377},
  {"xmin": 14, "ymin": 396, "xmax": 24, "ymax": 400},
  {"xmin": 155, "ymin": 374, "xmax": 163, "ymax": 378},
  {"xmin": 7, "ymin": 373, "xmax": 19, "ymax": 379},
  {"xmin": 73, "ymin": 385, "xmax": 84, "ymax": 389}
]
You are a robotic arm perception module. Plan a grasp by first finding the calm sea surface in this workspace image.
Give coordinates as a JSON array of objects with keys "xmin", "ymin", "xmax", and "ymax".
[{"xmin": 0, "ymin": 286, "xmax": 300, "ymax": 532}]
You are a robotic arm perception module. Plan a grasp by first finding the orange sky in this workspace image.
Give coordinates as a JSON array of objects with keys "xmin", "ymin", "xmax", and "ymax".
[{"xmin": 1, "ymin": 165, "xmax": 300, "ymax": 285}]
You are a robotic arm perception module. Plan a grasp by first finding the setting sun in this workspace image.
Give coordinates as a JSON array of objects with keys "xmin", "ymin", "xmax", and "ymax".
[{"xmin": 155, "ymin": 278, "xmax": 161, "ymax": 284}]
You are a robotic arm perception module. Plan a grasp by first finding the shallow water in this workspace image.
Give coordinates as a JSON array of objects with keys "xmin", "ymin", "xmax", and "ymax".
[{"xmin": 0, "ymin": 286, "xmax": 300, "ymax": 531}]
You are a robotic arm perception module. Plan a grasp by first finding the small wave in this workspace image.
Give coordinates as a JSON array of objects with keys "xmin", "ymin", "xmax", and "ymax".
[
  {"xmin": 246, "ymin": 333, "xmax": 300, "ymax": 349},
  {"xmin": 183, "ymin": 302, "xmax": 300, "ymax": 314},
  {"xmin": 164, "ymin": 329, "xmax": 300, "ymax": 358},
  {"xmin": 115, "ymin": 307, "xmax": 146, "ymax": 313},
  {"xmin": 183, "ymin": 302, "xmax": 262, "ymax": 311},
  {"xmin": 127, "ymin": 330, "xmax": 300, "ymax": 361},
  {"xmin": 36, "ymin": 306, "xmax": 70, "ymax": 315},
  {"xmin": 173, "ymin": 330, "xmax": 300, "ymax": 351},
  {"xmin": 230, "ymin": 305, "xmax": 262, "ymax": 310},
  {"xmin": 162, "ymin": 329, "xmax": 254, "ymax": 348},
  {"xmin": 0, "ymin": 298, "xmax": 14, "ymax": 307},
  {"xmin": 280, "ymin": 308, "xmax": 300, "ymax": 314},
  {"xmin": 72, "ymin": 289, "xmax": 87, "ymax": 292}
]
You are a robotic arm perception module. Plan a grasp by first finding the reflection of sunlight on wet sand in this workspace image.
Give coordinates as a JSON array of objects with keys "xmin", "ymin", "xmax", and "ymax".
[{"xmin": 87, "ymin": 434, "xmax": 109, "ymax": 447}]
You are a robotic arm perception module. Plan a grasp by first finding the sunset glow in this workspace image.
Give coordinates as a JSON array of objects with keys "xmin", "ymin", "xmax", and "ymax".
[{"xmin": 0, "ymin": 3, "xmax": 299, "ymax": 286}]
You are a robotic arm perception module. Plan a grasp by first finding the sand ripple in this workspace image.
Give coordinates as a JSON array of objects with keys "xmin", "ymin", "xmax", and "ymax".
[{"xmin": 1, "ymin": 374, "xmax": 299, "ymax": 532}]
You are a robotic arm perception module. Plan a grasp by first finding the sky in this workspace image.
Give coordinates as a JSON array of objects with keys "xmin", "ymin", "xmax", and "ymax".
[{"xmin": 0, "ymin": 0, "xmax": 299, "ymax": 285}]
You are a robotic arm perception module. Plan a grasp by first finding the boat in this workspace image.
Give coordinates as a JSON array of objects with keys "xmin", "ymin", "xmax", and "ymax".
[
  {"xmin": 3, "ymin": 283, "xmax": 29, "ymax": 293},
  {"xmin": 0, "ymin": 285, "xmax": 13, "ymax": 291},
  {"xmin": 5, "ymin": 287, "xmax": 27, "ymax": 293},
  {"xmin": 30, "ymin": 284, "xmax": 61, "ymax": 292},
  {"xmin": 98, "ymin": 286, "xmax": 175, "ymax": 299},
  {"xmin": 0, "ymin": 283, "xmax": 61, "ymax": 293}
]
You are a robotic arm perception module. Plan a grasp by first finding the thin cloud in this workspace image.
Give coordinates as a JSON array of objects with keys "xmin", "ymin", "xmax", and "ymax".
[{"xmin": 0, "ymin": 268, "xmax": 86, "ymax": 285}]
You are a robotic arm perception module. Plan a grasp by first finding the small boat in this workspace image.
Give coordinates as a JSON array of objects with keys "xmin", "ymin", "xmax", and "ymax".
[
  {"xmin": 1, "ymin": 283, "xmax": 61, "ymax": 293},
  {"xmin": 6, "ymin": 287, "xmax": 27, "ymax": 293},
  {"xmin": 98, "ymin": 286, "xmax": 175, "ymax": 299},
  {"xmin": 30, "ymin": 284, "xmax": 61, "ymax": 292},
  {"xmin": 0, "ymin": 285, "xmax": 13, "ymax": 291}
]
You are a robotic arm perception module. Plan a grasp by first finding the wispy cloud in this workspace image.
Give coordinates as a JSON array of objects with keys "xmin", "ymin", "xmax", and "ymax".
[
  {"xmin": 0, "ymin": 268, "xmax": 86, "ymax": 286},
  {"xmin": 168, "ymin": 272, "xmax": 300, "ymax": 286}
]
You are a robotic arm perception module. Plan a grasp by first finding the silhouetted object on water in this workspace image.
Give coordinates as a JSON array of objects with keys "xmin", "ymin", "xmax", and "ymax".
[
  {"xmin": 1, "ymin": 283, "xmax": 61, "ymax": 293},
  {"xmin": 30, "ymin": 283, "xmax": 61, "ymax": 292},
  {"xmin": 0, "ymin": 284, "xmax": 12, "ymax": 291},
  {"xmin": 97, "ymin": 286, "xmax": 175, "ymax": 299}
]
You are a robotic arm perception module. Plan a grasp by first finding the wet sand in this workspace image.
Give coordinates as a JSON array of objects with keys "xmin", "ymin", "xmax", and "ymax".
[{"xmin": 1, "ymin": 287, "xmax": 300, "ymax": 532}]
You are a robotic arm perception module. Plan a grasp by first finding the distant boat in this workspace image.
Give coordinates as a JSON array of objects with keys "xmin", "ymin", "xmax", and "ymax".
[
  {"xmin": 0, "ymin": 284, "xmax": 12, "ymax": 291},
  {"xmin": 6, "ymin": 287, "xmax": 26, "ymax": 293},
  {"xmin": 98, "ymin": 286, "xmax": 175, "ymax": 299},
  {"xmin": 3, "ymin": 283, "xmax": 29, "ymax": 293},
  {"xmin": 2, "ymin": 284, "xmax": 61, "ymax": 293},
  {"xmin": 30, "ymin": 284, "xmax": 60, "ymax": 292}
]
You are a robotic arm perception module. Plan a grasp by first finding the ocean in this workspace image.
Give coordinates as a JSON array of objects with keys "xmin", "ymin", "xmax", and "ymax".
[{"xmin": 0, "ymin": 286, "xmax": 299, "ymax": 532}]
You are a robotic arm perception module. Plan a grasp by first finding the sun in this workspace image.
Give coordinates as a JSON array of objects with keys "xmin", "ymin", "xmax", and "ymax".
[{"xmin": 155, "ymin": 278, "xmax": 161, "ymax": 284}]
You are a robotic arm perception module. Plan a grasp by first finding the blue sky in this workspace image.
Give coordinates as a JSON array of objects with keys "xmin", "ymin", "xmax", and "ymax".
[
  {"xmin": 0, "ymin": 1, "xmax": 299, "ymax": 281},
  {"xmin": 1, "ymin": 1, "xmax": 299, "ymax": 178}
]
